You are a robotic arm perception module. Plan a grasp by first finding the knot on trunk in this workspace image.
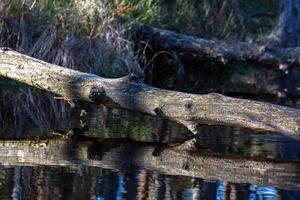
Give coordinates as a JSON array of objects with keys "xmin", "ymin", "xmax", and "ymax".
[
  {"xmin": 185, "ymin": 102, "xmax": 193, "ymax": 111},
  {"xmin": 89, "ymin": 86, "xmax": 106, "ymax": 103}
]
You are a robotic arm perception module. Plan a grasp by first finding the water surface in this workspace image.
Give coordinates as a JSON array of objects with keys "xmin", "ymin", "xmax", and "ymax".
[{"xmin": 1, "ymin": 96, "xmax": 300, "ymax": 199}]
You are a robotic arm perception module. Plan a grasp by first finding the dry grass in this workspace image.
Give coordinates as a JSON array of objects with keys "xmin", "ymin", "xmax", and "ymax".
[
  {"xmin": 0, "ymin": 0, "xmax": 141, "ymax": 135},
  {"xmin": 159, "ymin": 0, "xmax": 279, "ymax": 43},
  {"xmin": 0, "ymin": 0, "xmax": 280, "ymax": 135}
]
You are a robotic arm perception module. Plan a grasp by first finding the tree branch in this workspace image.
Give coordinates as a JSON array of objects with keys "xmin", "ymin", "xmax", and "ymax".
[
  {"xmin": 132, "ymin": 25, "xmax": 300, "ymax": 67},
  {"xmin": 0, "ymin": 48, "xmax": 299, "ymax": 136}
]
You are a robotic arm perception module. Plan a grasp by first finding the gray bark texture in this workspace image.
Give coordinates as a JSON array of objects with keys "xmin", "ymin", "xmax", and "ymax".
[
  {"xmin": 132, "ymin": 25, "xmax": 300, "ymax": 67},
  {"xmin": 0, "ymin": 48, "xmax": 299, "ymax": 136},
  {"xmin": 0, "ymin": 48, "xmax": 300, "ymax": 135}
]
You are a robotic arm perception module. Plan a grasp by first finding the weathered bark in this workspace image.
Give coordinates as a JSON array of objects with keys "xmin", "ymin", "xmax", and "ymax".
[
  {"xmin": 0, "ymin": 138, "xmax": 299, "ymax": 191},
  {"xmin": 269, "ymin": 0, "xmax": 300, "ymax": 47},
  {"xmin": 132, "ymin": 25, "xmax": 300, "ymax": 67},
  {"xmin": 0, "ymin": 48, "xmax": 299, "ymax": 136}
]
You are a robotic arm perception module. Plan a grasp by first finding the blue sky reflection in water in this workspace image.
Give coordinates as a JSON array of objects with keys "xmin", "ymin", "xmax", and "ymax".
[{"xmin": 0, "ymin": 166, "xmax": 298, "ymax": 200}]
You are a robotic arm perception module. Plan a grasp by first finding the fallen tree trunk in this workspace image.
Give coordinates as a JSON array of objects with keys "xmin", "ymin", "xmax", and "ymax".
[
  {"xmin": 132, "ymin": 25, "xmax": 300, "ymax": 67},
  {"xmin": 0, "ymin": 48, "xmax": 299, "ymax": 136},
  {"xmin": 0, "ymin": 138, "xmax": 300, "ymax": 191}
]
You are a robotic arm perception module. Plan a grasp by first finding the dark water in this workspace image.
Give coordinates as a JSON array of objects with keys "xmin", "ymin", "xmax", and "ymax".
[{"xmin": 1, "ymin": 99, "xmax": 300, "ymax": 199}]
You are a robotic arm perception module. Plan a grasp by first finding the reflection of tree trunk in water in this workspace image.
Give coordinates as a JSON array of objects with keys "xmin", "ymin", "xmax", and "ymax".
[
  {"xmin": 147, "ymin": 172, "xmax": 159, "ymax": 200},
  {"xmin": 191, "ymin": 178, "xmax": 202, "ymax": 200},
  {"xmin": 155, "ymin": 175, "xmax": 166, "ymax": 199},
  {"xmin": 11, "ymin": 167, "xmax": 23, "ymax": 200},
  {"xmin": 35, "ymin": 168, "xmax": 47, "ymax": 199},
  {"xmin": 27, "ymin": 169, "xmax": 37, "ymax": 200},
  {"xmin": 123, "ymin": 171, "xmax": 138, "ymax": 200},
  {"xmin": 164, "ymin": 177, "xmax": 173, "ymax": 200},
  {"xmin": 228, "ymin": 184, "xmax": 237, "ymax": 200},
  {"xmin": 71, "ymin": 172, "xmax": 81, "ymax": 199},
  {"xmin": 268, "ymin": 0, "xmax": 300, "ymax": 48},
  {"xmin": 137, "ymin": 169, "xmax": 147, "ymax": 200},
  {"xmin": 89, "ymin": 176, "xmax": 97, "ymax": 200}
]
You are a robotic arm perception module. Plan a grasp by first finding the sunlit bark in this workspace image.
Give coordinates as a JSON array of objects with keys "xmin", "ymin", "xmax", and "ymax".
[{"xmin": 0, "ymin": 48, "xmax": 299, "ymax": 136}]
